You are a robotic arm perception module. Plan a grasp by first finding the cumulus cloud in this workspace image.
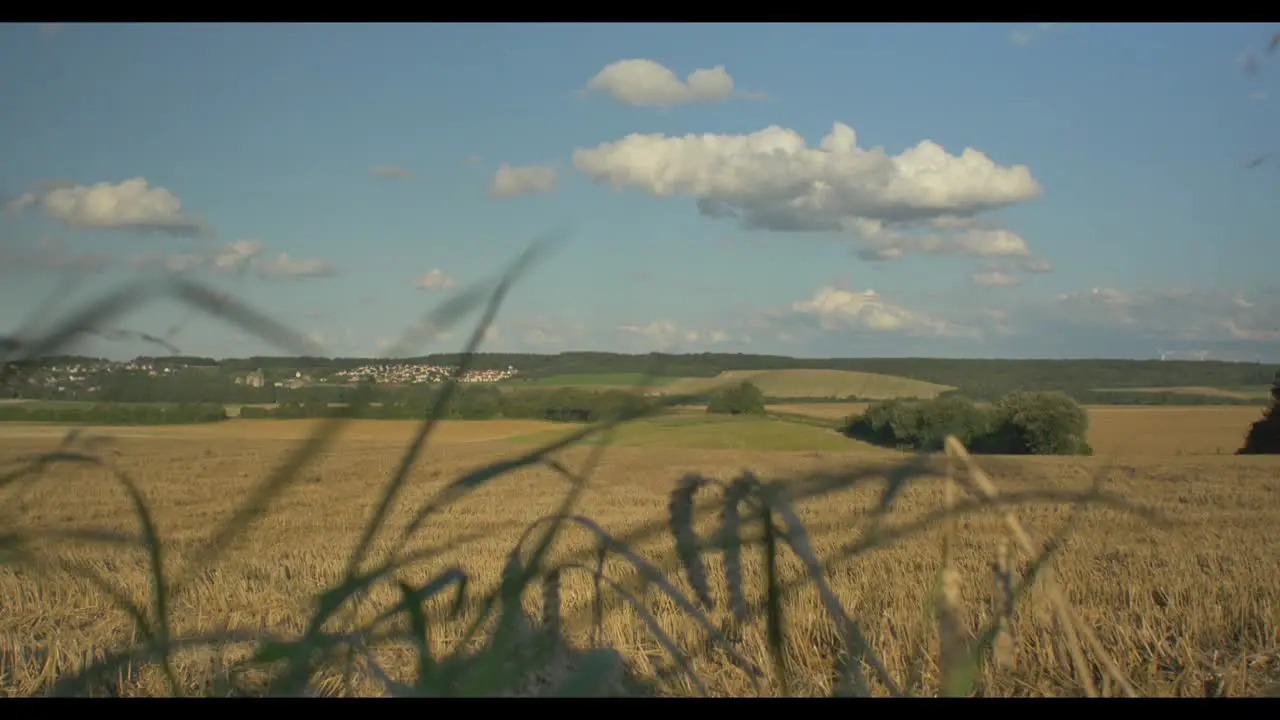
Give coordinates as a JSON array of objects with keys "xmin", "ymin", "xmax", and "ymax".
[
  {"xmin": 410, "ymin": 268, "xmax": 458, "ymax": 291},
  {"xmin": 582, "ymin": 58, "xmax": 761, "ymax": 108},
  {"xmin": 1044, "ymin": 287, "xmax": 1280, "ymax": 343},
  {"xmin": 212, "ymin": 239, "xmax": 264, "ymax": 270},
  {"xmin": 853, "ymin": 221, "xmax": 1032, "ymax": 261},
  {"xmin": 789, "ymin": 286, "xmax": 977, "ymax": 338},
  {"xmin": 130, "ymin": 239, "xmax": 264, "ymax": 275},
  {"xmin": 491, "ymin": 163, "xmax": 558, "ymax": 197},
  {"xmin": 616, "ymin": 320, "xmax": 733, "ymax": 350},
  {"xmin": 573, "ymin": 123, "xmax": 1042, "ymax": 260},
  {"xmin": 5, "ymin": 178, "xmax": 208, "ymax": 236},
  {"xmin": 370, "ymin": 165, "xmax": 413, "ymax": 180}
]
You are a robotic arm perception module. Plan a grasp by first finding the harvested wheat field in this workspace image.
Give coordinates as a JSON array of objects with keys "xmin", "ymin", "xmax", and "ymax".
[
  {"xmin": 2, "ymin": 419, "xmax": 1278, "ymax": 697},
  {"xmin": 0, "ymin": 419, "xmax": 562, "ymax": 444},
  {"xmin": 769, "ymin": 404, "xmax": 1267, "ymax": 458},
  {"xmin": 1086, "ymin": 406, "xmax": 1263, "ymax": 457}
]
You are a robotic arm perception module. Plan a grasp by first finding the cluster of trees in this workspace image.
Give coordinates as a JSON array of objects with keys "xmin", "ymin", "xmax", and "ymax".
[
  {"xmin": 843, "ymin": 391, "xmax": 1093, "ymax": 456},
  {"xmin": 1238, "ymin": 372, "xmax": 1280, "ymax": 454},
  {"xmin": 238, "ymin": 386, "xmax": 656, "ymax": 423},
  {"xmin": 0, "ymin": 403, "xmax": 228, "ymax": 425},
  {"xmin": 706, "ymin": 382, "xmax": 766, "ymax": 416}
]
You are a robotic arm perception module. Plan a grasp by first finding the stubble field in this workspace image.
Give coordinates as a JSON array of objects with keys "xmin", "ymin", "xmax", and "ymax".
[{"xmin": 1, "ymin": 406, "xmax": 1278, "ymax": 697}]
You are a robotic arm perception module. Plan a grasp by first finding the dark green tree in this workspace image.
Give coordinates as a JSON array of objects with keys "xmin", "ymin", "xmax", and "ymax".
[
  {"xmin": 706, "ymin": 381, "xmax": 765, "ymax": 416},
  {"xmin": 1238, "ymin": 371, "xmax": 1280, "ymax": 454}
]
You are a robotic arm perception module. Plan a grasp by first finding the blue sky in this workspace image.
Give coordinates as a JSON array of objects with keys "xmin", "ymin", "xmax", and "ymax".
[{"xmin": 2, "ymin": 22, "xmax": 1279, "ymax": 361}]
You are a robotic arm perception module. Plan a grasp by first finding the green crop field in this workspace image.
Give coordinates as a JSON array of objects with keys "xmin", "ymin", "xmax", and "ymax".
[
  {"xmin": 501, "ymin": 373, "xmax": 683, "ymax": 389},
  {"xmin": 507, "ymin": 414, "xmax": 858, "ymax": 451},
  {"xmin": 659, "ymin": 369, "xmax": 953, "ymax": 400}
]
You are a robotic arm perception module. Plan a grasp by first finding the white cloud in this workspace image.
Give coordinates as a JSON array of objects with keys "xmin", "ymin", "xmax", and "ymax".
[
  {"xmin": 853, "ymin": 221, "xmax": 1032, "ymax": 261},
  {"xmin": 1044, "ymin": 287, "xmax": 1280, "ymax": 343},
  {"xmin": 130, "ymin": 238, "xmax": 264, "ymax": 275},
  {"xmin": 252, "ymin": 252, "xmax": 336, "ymax": 279},
  {"xmin": 616, "ymin": 320, "xmax": 734, "ymax": 350},
  {"xmin": 410, "ymin": 268, "xmax": 458, "ymax": 291},
  {"xmin": 790, "ymin": 286, "xmax": 977, "ymax": 338},
  {"xmin": 971, "ymin": 270, "xmax": 1022, "ymax": 288},
  {"xmin": 211, "ymin": 239, "xmax": 264, "ymax": 270},
  {"xmin": 370, "ymin": 165, "xmax": 413, "ymax": 180},
  {"xmin": 7, "ymin": 178, "xmax": 208, "ymax": 236},
  {"xmin": 491, "ymin": 163, "xmax": 558, "ymax": 197},
  {"xmin": 1010, "ymin": 23, "xmax": 1059, "ymax": 46},
  {"xmin": 582, "ymin": 58, "xmax": 761, "ymax": 108},
  {"xmin": 573, "ymin": 123, "xmax": 1042, "ymax": 260}
]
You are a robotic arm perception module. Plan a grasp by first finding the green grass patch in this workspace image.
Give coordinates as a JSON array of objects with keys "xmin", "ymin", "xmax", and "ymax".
[
  {"xmin": 502, "ymin": 373, "xmax": 683, "ymax": 388},
  {"xmin": 506, "ymin": 414, "xmax": 855, "ymax": 452}
]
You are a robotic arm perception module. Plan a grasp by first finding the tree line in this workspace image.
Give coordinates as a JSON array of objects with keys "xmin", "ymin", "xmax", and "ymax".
[
  {"xmin": 239, "ymin": 386, "xmax": 658, "ymax": 423},
  {"xmin": 843, "ymin": 392, "xmax": 1094, "ymax": 456},
  {"xmin": 7, "ymin": 353, "xmax": 1276, "ymax": 406},
  {"xmin": 0, "ymin": 403, "xmax": 228, "ymax": 425},
  {"xmin": 1239, "ymin": 372, "xmax": 1280, "ymax": 454}
]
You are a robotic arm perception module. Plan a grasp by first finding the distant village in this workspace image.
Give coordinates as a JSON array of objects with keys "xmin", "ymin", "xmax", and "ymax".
[
  {"xmin": 2, "ymin": 359, "xmax": 178, "ymax": 395},
  {"xmin": 328, "ymin": 363, "xmax": 518, "ymax": 385},
  {"xmin": 2, "ymin": 358, "xmax": 521, "ymax": 396},
  {"xmin": 236, "ymin": 363, "xmax": 519, "ymax": 388}
]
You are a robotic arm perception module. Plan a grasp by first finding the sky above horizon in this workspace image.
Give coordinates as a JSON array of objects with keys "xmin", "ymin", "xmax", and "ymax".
[{"xmin": 3, "ymin": 22, "xmax": 1279, "ymax": 362}]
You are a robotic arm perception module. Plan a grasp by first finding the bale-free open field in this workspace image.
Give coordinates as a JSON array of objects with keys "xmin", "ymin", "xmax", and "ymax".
[
  {"xmin": 1094, "ymin": 386, "xmax": 1271, "ymax": 401},
  {"xmin": 1084, "ymin": 406, "xmax": 1264, "ymax": 457},
  {"xmin": 660, "ymin": 369, "xmax": 952, "ymax": 400},
  {"xmin": 0, "ymin": 419, "xmax": 563, "ymax": 444},
  {"xmin": 2, "ymin": 410, "xmax": 1278, "ymax": 697}
]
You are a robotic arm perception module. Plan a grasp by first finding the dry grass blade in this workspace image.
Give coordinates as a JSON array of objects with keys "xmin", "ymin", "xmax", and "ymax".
[
  {"xmin": 391, "ymin": 397, "xmax": 674, "ymax": 550},
  {"xmin": 559, "ymin": 563, "xmax": 710, "ymax": 697},
  {"xmin": 720, "ymin": 473, "xmax": 756, "ymax": 622},
  {"xmin": 4, "ymin": 449, "xmax": 180, "ymax": 695},
  {"xmin": 937, "ymin": 454, "xmax": 967, "ymax": 697},
  {"xmin": 760, "ymin": 483, "xmax": 892, "ymax": 697},
  {"xmin": 169, "ymin": 254, "xmax": 537, "ymax": 600},
  {"xmin": 946, "ymin": 508, "xmax": 1083, "ymax": 697},
  {"xmin": 394, "ymin": 570, "xmax": 469, "ymax": 691},
  {"xmin": 760, "ymin": 499, "xmax": 788, "ymax": 697},
  {"xmin": 0, "ymin": 281, "xmax": 156, "ymax": 372},
  {"xmin": 670, "ymin": 473, "xmax": 714, "ymax": 610},
  {"xmin": 944, "ymin": 435, "xmax": 1137, "ymax": 698},
  {"xmin": 517, "ymin": 513, "xmax": 762, "ymax": 685},
  {"xmin": 167, "ymin": 277, "xmax": 324, "ymax": 357},
  {"xmin": 342, "ymin": 246, "xmax": 527, "ymax": 581},
  {"xmin": 543, "ymin": 568, "xmax": 563, "ymax": 641},
  {"xmin": 991, "ymin": 540, "xmax": 1017, "ymax": 672}
]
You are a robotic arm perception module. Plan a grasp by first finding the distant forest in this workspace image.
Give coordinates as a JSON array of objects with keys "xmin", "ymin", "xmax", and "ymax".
[{"xmin": 5, "ymin": 352, "xmax": 1277, "ymax": 405}]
